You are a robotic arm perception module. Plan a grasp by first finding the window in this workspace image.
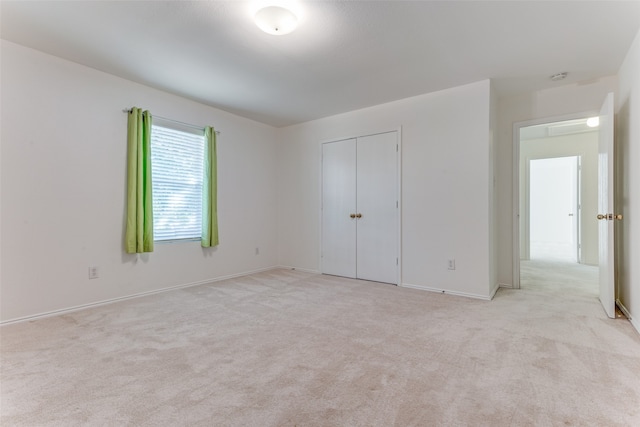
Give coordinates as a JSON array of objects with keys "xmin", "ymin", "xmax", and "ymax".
[{"xmin": 150, "ymin": 122, "xmax": 205, "ymax": 241}]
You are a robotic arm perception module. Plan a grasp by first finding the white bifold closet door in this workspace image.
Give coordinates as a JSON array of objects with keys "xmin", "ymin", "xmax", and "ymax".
[
  {"xmin": 321, "ymin": 131, "xmax": 398, "ymax": 284},
  {"xmin": 322, "ymin": 138, "xmax": 358, "ymax": 279}
]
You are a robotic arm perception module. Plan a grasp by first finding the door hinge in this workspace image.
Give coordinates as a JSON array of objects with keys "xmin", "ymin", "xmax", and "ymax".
[
  {"xmin": 396, "ymin": 258, "xmax": 399, "ymax": 265},
  {"xmin": 396, "ymin": 200, "xmax": 399, "ymax": 208},
  {"xmin": 396, "ymin": 144, "xmax": 399, "ymax": 152}
]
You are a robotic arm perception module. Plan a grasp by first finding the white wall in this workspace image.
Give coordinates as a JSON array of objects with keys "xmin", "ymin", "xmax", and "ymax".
[
  {"xmin": 0, "ymin": 41, "xmax": 279, "ymax": 322},
  {"xmin": 616, "ymin": 29, "xmax": 640, "ymax": 333},
  {"xmin": 520, "ymin": 132, "xmax": 599, "ymax": 265},
  {"xmin": 496, "ymin": 76, "xmax": 618, "ymax": 286},
  {"xmin": 278, "ymin": 80, "xmax": 495, "ymax": 299}
]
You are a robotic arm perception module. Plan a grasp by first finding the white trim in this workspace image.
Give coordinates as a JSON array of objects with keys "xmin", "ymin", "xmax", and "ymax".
[
  {"xmin": 152, "ymin": 116, "xmax": 204, "ymax": 136},
  {"xmin": 396, "ymin": 126, "xmax": 403, "ymax": 286},
  {"xmin": 489, "ymin": 282, "xmax": 500, "ymax": 300},
  {"xmin": 319, "ymin": 128, "xmax": 401, "ymax": 146},
  {"xmin": 616, "ymin": 299, "xmax": 632, "ymax": 319},
  {"xmin": 512, "ymin": 110, "xmax": 598, "ymax": 289},
  {"xmin": 512, "ymin": 121, "xmax": 520, "ymax": 288},
  {"xmin": 523, "ymin": 155, "xmax": 530, "ymax": 261},
  {"xmin": 318, "ymin": 139, "xmax": 325, "ymax": 275},
  {"xmin": 616, "ymin": 299, "xmax": 639, "ymax": 335},
  {"xmin": 400, "ymin": 282, "xmax": 494, "ymax": 301},
  {"xmin": 0, "ymin": 266, "xmax": 279, "ymax": 326}
]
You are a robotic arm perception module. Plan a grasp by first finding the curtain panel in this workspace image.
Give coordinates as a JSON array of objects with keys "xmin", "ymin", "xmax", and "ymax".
[
  {"xmin": 125, "ymin": 107, "xmax": 154, "ymax": 253},
  {"xmin": 201, "ymin": 126, "xmax": 219, "ymax": 247}
]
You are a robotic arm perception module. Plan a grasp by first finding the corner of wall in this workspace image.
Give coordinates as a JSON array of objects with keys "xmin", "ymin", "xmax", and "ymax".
[{"xmin": 489, "ymin": 80, "xmax": 499, "ymax": 293}]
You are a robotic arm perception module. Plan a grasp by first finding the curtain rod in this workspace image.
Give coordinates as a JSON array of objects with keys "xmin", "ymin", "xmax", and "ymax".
[{"xmin": 122, "ymin": 109, "xmax": 220, "ymax": 135}]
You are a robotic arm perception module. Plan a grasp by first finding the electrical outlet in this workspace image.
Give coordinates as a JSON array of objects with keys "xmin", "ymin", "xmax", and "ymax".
[
  {"xmin": 88, "ymin": 266, "xmax": 99, "ymax": 279},
  {"xmin": 447, "ymin": 259, "xmax": 456, "ymax": 270}
]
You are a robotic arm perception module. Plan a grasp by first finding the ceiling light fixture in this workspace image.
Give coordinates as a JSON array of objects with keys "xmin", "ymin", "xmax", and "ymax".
[
  {"xmin": 254, "ymin": 5, "xmax": 298, "ymax": 35},
  {"xmin": 586, "ymin": 117, "xmax": 600, "ymax": 128}
]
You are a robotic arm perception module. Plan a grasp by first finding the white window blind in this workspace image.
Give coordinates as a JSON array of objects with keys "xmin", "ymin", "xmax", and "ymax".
[{"xmin": 151, "ymin": 124, "xmax": 205, "ymax": 241}]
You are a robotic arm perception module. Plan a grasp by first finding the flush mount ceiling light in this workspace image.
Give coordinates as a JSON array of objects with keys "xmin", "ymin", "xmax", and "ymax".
[
  {"xmin": 550, "ymin": 72, "xmax": 568, "ymax": 82},
  {"xmin": 254, "ymin": 5, "xmax": 298, "ymax": 35}
]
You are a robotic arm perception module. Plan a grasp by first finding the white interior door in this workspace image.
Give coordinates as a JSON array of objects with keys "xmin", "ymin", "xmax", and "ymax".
[
  {"xmin": 356, "ymin": 132, "xmax": 398, "ymax": 284},
  {"xmin": 322, "ymin": 139, "xmax": 357, "ymax": 278},
  {"xmin": 529, "ymin": 156, "xmax": 578, "ymax": 261},
  {"xmin": 598, "ymin": 93, "xmax": 616, "ymax": 318}
]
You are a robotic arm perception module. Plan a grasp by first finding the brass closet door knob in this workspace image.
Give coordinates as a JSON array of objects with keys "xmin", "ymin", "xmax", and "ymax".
[
  {"xmin": 350, "ymin": 213, "xmax": 356, "ymax": 218},
  {"xmin": 356, "ymin": 213, "xmax": 362, "ymax": 218}
]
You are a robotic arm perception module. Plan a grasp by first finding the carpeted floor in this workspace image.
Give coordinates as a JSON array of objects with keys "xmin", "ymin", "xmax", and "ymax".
[
  {"xmin": 520, "ymin": 257, "xmax": 599, "ymax": 294},
  {"xmin": 1, "ymin": 264, "xmax": 639, "ymax": 426}
]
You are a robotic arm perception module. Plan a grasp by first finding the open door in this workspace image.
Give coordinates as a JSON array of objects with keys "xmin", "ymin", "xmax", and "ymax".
[{"xmin": 597, "ymin": 92, "xmax": 620, "ymax": 318}]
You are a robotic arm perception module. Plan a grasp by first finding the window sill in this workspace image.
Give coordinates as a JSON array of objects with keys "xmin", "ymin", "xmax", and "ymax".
[{"xmin": 155, "ymin": 238, "xmax": 200, "ymax": 244}]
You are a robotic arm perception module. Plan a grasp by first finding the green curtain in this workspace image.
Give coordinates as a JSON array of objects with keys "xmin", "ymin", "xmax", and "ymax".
[
  {"xmin": 125, "ymin": 108, "xmax": 154, "ymax": 253},
  {"xmin": 202, "ymin": 126, "xmax": 219, "ymax": 247}
]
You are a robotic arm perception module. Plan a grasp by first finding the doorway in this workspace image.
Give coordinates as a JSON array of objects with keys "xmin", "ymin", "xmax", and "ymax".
[
  {"xmin": 529, "ymin": 155, "xmax": 579, "ymax": 262},
  {"xmin": 516, "ymin": 116, "xmax": 600, "ymax": 291}
]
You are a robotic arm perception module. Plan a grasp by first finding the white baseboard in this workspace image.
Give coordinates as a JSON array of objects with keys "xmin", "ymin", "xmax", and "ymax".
[
  {"xmin": 1, "ymin": 265, "xmax": 280, "ymax": 326},
  {"xmin": 489, "ymin": 283, "xmax": 500, "ymax": 300},
  {"xmin": 498, "ymin": 282, "xmax": 514, "ymax": 289},
  {"xmin": 400, "ymin": 282, "xmax": 493, "ymax": 301},
  {"xmin": 616, "ymin": 299, "xmax": 639, "ymax": 335},
  {"xmin": 617, "ymin": 299, "xmax": 632, "ymax": 319}
]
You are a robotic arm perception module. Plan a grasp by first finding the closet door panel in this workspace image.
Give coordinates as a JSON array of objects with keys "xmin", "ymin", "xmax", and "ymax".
[
  {"xmin": 321, "ymin": 139, "xmax": 357, "ymax": 278},
  {"xmin": 356, "ymin": 132, "xmax": 398, "ymax": 284}
]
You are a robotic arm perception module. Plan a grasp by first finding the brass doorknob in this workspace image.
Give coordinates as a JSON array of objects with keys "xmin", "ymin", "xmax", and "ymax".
[
  {"xmin": 597, "ymin": 213, "xmax": 623, "ymax": 220},
  {"xmin": 350, "ymin": 213, "xmax": 356, "ymax": 219},
  {"xmin": 356, "ymin": 213, "xmax": 362, "ymax": 218}
]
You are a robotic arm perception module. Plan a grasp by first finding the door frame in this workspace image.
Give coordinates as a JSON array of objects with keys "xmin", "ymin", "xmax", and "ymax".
[
  {"xmin": 512, "ymin": 112, "xmax": 596, "ymax": 289},
  {"xmin": 319, "ymin": 127, "xmax": 403, "ymax": 285}
]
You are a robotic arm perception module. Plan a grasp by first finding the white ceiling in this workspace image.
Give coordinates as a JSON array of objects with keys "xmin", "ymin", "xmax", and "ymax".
[{"xmin": 2, "ymin": 1, "xmax": 639, "ymax": 127}]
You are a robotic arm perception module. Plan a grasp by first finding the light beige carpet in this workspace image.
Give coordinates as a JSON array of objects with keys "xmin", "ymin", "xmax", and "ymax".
[{"xmin": 2, "ymin": 265, "xmax": 640, "ymax": 426}]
